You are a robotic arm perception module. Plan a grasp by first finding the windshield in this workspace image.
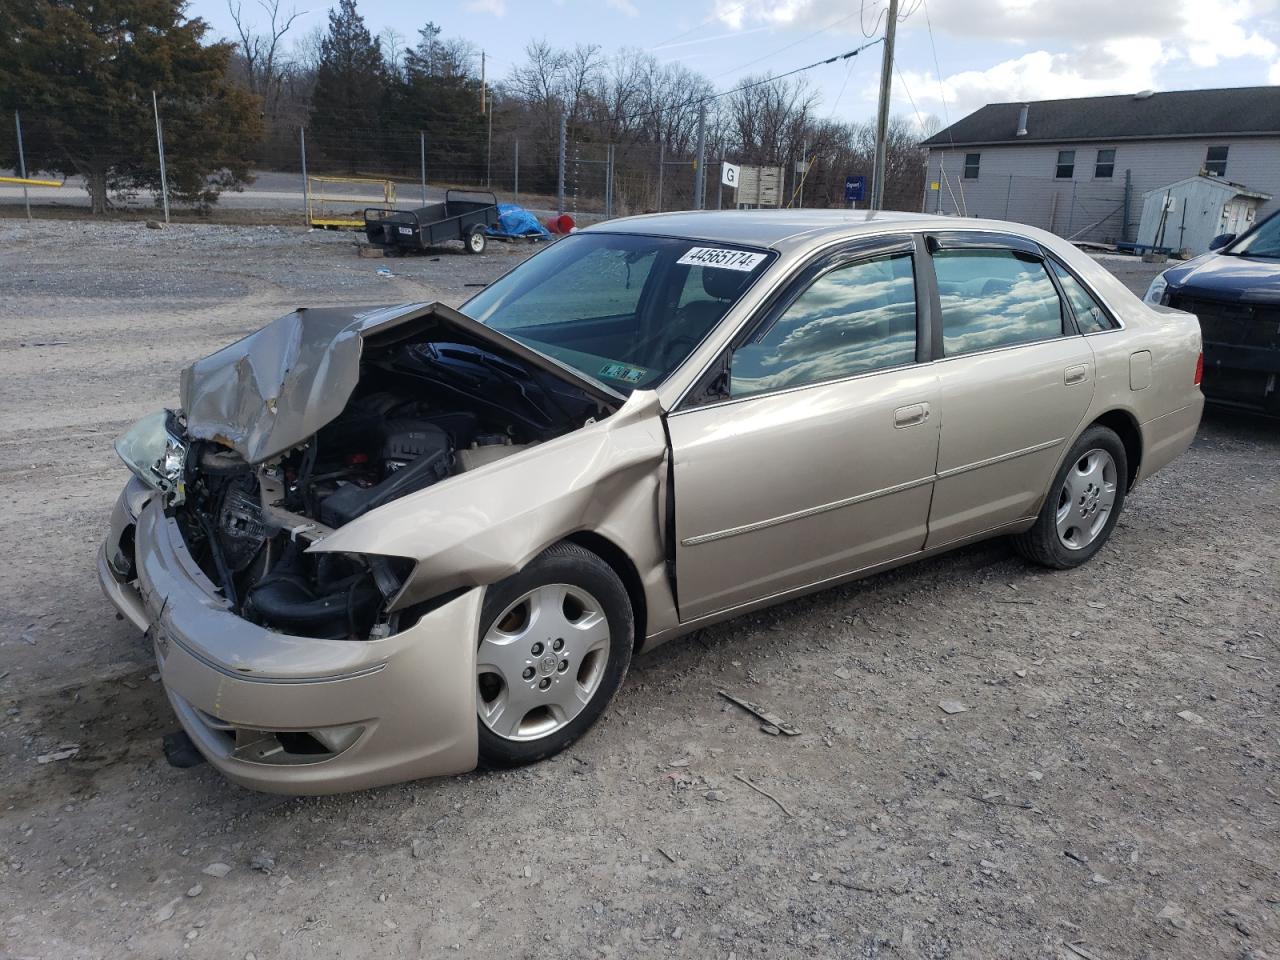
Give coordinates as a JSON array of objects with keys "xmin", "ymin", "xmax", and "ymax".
[
  {"xmin": 461, "ymin": 232, "xmax": 773, "ymax": 393},
  {"xmin": 1227, "ymin": 211, "xmax": 1280, "ymax": 259}
]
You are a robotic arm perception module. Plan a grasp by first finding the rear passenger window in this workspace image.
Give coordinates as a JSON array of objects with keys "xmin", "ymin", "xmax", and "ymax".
[
  {"xmin": 731, "ymin": 253, "xmax": 916, "ymax": 398},
  {"xmin": 1050, "ymin": 261, "xmax": 1114, "ymax": 333},
  {"xmin": 934, "ymin": 249, "xmax": 1064, "ymax": 356}
]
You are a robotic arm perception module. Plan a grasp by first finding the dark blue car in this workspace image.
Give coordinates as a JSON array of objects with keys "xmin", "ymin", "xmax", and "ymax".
[{"xmin": 1144, "ymin": 210, "xmax": 1280, "ymax": 414}]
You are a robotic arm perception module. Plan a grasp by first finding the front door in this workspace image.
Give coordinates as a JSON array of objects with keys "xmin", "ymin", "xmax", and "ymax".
[
  {"xmin": 667, "ymin": 241, "xmax": 940, "ymax": 622},
  {"xmin": 922, "ymin": 237, "xmax": 1095, "ymax": 548}
]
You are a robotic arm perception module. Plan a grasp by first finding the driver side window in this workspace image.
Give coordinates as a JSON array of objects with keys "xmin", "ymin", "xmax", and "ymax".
[{"xmin": 730, "ymin": 253, "xmax": 918, "ymax": 399}]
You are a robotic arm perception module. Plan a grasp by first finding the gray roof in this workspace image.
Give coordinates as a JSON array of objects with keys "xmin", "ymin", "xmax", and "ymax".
[{"xmin": 922, "ymin": 86, "xmax": 1280, "ymax": 148}]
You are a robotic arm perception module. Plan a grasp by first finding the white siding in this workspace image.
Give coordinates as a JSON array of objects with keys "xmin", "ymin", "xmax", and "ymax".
[{"xmin": 923, "ymin": 137, "xmax": 1280, "ymax": 243}]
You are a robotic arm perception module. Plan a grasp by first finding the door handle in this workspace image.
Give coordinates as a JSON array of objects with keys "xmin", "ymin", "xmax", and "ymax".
[
  {"xmin": 894, "ymin": 402, "xmax": 930, "ymax": 428},
  {"xmin": 1064, "ymin": 364, "xmax": 1089, "ymax": 385}
]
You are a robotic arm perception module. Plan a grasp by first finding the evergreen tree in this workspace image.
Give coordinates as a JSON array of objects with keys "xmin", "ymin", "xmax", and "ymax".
[
  {"xmin": 0, "ymin": 0, "xmax": 262, "ymax": 214},
  {"xmin": 308, "ymin": 0, "xmax": 385, "ymax": 172}
]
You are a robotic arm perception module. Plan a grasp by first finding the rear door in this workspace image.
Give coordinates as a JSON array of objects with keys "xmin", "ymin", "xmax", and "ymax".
[
  {"xmin": 922, "ymin": 232, "xmax": 1095, "ymax": 548},
  {"xmin": 667, "ymin": 237, "xmax": 940, "ymax": 621}
]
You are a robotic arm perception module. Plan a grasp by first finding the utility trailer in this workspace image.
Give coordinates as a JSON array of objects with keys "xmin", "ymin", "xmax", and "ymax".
[{"xmin": 364, "ymin": 190, "xmax": 500, "ymax": 255}]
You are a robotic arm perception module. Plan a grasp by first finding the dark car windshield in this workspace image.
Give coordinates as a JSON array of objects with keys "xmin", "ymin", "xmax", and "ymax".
[
  {"xmin": 1226, "ymin": 212, "xmax": 1280, "ymax": 259},
  {"xmin": 461, "ymin": 232, "xmax": 772, "ymax": 393}
]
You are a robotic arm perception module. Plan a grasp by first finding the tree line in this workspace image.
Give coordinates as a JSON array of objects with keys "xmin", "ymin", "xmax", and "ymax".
[{"xmin": 0, "ymin": 0, "xmax": 937, "ymax": 214}]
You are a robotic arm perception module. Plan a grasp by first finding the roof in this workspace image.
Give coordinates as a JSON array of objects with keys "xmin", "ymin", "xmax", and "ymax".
[
  {"xmin": 922, "ymin": 86, "xmax": 1280, "ymax": 148},
  {"xmin": 585, "ymin": 209, "xmax": 938, "ymax": 250},
  {"xmin": 1140, "ymin": 174, "xmax": 1272, "ymax": 201}
]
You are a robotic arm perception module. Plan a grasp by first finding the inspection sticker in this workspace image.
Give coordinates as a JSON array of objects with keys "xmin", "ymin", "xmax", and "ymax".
[
  {"xmin": 677, "ymin": 247, "xmax": 766, "ymax": 271},
  {"xmin": 599, "ymin": 362, "xmax": 647, "ymax": 383}
]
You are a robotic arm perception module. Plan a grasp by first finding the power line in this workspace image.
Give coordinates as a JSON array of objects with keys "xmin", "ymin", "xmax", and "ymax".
[{"xmin": 712, "ymin": 9, "xmax": 864, "ymax": 80}]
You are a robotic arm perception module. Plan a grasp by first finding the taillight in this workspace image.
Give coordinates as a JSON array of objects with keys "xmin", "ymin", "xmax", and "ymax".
[{"xmin": 1193, "ymin": 351, "xmax": 1203, "ymax": 386}]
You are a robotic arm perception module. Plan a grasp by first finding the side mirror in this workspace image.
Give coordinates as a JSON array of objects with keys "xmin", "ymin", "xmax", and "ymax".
[
  {"xmin": 1208, "ymin": 233, "xmax": 1235, "ymax": 251},
  {"xmin": 729, "ymin": 343, "xmax": 774, "ymax": 399}
]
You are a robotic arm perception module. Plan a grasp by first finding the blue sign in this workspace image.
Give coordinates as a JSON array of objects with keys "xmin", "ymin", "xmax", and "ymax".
[{"xmin": 844, "ymin": 175, "xmax": 866, "ymax": 202}]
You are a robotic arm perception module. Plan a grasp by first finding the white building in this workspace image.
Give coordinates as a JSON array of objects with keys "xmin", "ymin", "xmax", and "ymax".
[{"xmin": 921, "ymin": 86, "xmax": 1280, "ymax": 247}]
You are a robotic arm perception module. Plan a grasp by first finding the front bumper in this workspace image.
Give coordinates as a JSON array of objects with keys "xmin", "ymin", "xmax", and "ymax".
[{"xmin": 97, "ymin": 485, "xmax": 480, "ymax": 794}]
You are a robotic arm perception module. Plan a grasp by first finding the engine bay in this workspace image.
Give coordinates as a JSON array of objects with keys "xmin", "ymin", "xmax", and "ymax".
[{"xmin": 170, "ymin": 335, "xmax": 607, "ymax": 640}]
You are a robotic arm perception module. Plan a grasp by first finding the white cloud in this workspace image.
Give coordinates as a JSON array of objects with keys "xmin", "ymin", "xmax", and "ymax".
[
  {"xmin": 606, "ymin": 0, "xmax": 640, "ymax": 15},
  {"xmin": 465, "ymin": 0, "xmax": 507, "ymax": 15},
  {"xmin": 715, "ymin": 0, "xmax": 1280, "ymax": 117}
]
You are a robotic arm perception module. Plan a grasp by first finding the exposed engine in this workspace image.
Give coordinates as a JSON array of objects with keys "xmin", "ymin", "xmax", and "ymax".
[{"xmin": 170, "ymin": 336, "xmax": 605, "ymax": 640}]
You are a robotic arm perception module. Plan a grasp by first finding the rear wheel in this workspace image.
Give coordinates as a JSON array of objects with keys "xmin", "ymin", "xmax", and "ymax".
[
  {"xmin": 475, "ymin": 542, "xmax": 632, "ymax": 767},
  {"xmin": 465, "ymin": 227, "xmax": 487, "ymax": 254},
  {"xmin": 1013, "ymin": 425, "xmax": 1128, "ymax": 569}
]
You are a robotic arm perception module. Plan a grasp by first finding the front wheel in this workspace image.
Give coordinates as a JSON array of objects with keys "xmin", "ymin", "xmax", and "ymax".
[
  {"xmin": 475, "ymin": 542, "xmax": 633, "ymax": 768},
  {"xmin": 1012, "ymin": 425, "xmax": 1128, "ymax": 569},
  {"xmin": 465, "ymin": 227, "xmax": 487, "ymax": 254}
]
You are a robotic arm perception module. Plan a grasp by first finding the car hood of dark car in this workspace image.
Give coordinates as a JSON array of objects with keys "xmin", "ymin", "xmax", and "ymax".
[
  {"xmin": 1162, "ymin": 252, "xmax": 1280, "ymax": 305},
  {"xmin": 180, "ymin": 301, "xmax": 624, "ymax": 463}
]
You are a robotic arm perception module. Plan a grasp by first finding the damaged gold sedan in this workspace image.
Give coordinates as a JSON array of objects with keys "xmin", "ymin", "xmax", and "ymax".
[{"xmin": 99, "ymin": 211, "xmax": 1204, "ymax": 793}]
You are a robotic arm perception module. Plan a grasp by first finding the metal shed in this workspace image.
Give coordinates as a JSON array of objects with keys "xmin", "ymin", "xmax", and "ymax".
[{"xmin": 1136, "ymin": 175, "xmax": 1271, "ymax": 254}]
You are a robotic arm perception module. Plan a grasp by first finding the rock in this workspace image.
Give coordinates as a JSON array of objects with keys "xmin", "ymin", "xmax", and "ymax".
[
  {"xmin": 250, "ymin": 851, "xmax": 275, "ymax": 873},
  {"xmin": 834, "ymin": 667, "xmax": 852, "ymax": 680},
  {"xmin": 1091, "ymin": 873, "xmax": 1109, "ymax": 885},
  {"xmin": 411, "ymin": 839, "xmax": 427, "ymax": 859},
  {"xmin": 36, "ymin": 744, "xmax": 79, "ymax": 764},
  {"xmin": 1027, "ymin": 770, "xmax": 1044, "ymax": 782},
  {"xmin": 672, "ymin": 926, "xmax": 683, "ymax": 940},
  {"xmin": 1014, "ymin": 669, "xmax": 1027, "ymax": 678},
  {"xmin": 185, "ymin": 929, "xmax": 198, "ymax": 941},
  {"xmin": 938, "ymin": 700, "xmax": 969, "ymax": 715},
  {"xmin": 705, "ymin": 789, "xmax": 727, "ymax": 802},
  {"xmin": 155, "ymin": 896, "xmax": 182, "ymax": 923},
  {"xmin": 760, "ymin": 724, "xmax": 781, "ymax": 736},
  {"xmin": 146, "ymin": 220, "xmax": 165, "ymax": 230},
  {"xmin": 186, "ymin": 884, "xmax": 203, "ymax": 897},
  {"xmin": 203, "ymin": 862, "xmax": 232, "ymax": 878},
  {"xmin": 1176, "ymin": 710, "xmax": 1205, "ymax": 725},
  {"xmin": 1157, "ymin": 902, "xmax": 1189, "ymax": 932}
]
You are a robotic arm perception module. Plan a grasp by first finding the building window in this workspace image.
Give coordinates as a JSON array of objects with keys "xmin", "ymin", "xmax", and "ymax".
[
  {"xmin": 1055, "ymin": 150, "xmax": 1075, "ymax": 179},
  {"xmin": 963, "ymin": 153, "xmax": 980, "ymax": 179},
  {"xmin": 1094, "ymin": 148, "xmax": 1115, "ymax": 178},
  {"xmin": 1205, "ymin": 145, "xmax": 1228, "ymax": 177}
]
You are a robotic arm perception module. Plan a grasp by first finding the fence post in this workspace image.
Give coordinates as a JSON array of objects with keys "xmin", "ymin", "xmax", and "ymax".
[
  {"xmin": 693, "ymin": 105, "xmax": 706, "ymax": 210},
  {"xmin": 300, "ymin": 127, "xmax": 310, "ymax": 224},
  {"xmin": 1122, "ymin": 169, "xmax": 1132, "ymax": 243},
  {"xmin": 513, "ymin": 141, "xmax": 519, "ymax": 200},
  {"xmin": 605, "ymin": 144, "xmax": 614, "ymax": 219},
  {"xmin": 557, "ymin": 114, "xmax": 567, "ymax": 216},
  {"xmin": 151, "ymin": 91, "xmax": 170, "ymax": 224},
  {"xmin": 420, "ymin": 130, "xmax": 427, "ymax": 204},
  {"xmin": 657, "ymin": 141, "xmax": 664, "ymax": 213},
  {"xmin": 14, "ymin": 111, "xmax": 30, "ymax": 221}
]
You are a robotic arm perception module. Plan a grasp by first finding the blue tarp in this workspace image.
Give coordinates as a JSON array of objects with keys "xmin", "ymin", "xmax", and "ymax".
[{"xmin": 486, "ymin": 203, "xmax": 552, "ymax": 239}]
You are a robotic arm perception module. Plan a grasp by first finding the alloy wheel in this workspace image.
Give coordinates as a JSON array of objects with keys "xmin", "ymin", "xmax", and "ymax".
[
  {"xmin": 1055, "ymin": 448, "xmax": 1118, "ymax": 550},
  {"xmin": 476, "ymin": 583, "xmax": 610, "ymax": 741}
]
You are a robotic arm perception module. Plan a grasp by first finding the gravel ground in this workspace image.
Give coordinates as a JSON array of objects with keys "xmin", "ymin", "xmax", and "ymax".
[{"xmin": 0, "ymin": 220, "xmax": 1276, "ymax": 960}]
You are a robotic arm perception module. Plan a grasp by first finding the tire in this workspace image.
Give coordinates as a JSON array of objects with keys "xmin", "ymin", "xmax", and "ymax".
[
  {"xmin": 475, "ymin": 541, "xmax": 633, "ymax": 768},
  {"xmin": 465, "ymin": 227, "xmax": 487, "ymax": 255},
  {"xmin": 1012, "ymin": 425, "xmax": 1128, "ymax": 569}
]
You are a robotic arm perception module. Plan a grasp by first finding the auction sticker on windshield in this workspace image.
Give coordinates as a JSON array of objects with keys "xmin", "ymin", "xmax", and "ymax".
[{"xmin": 677, "ymin": 247, "xmax": 767, "ymax": 271}]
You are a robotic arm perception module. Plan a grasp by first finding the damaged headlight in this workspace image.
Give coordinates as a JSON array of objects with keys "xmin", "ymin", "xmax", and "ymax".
[{"xmin": 114, "ymin": 410, "xmax": 188, "ymax": 505}]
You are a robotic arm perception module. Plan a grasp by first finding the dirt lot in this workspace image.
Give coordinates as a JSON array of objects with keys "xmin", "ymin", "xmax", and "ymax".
[{"xmin": 0, "ymin": 220, "xmax": 1276, "ymax": 960}]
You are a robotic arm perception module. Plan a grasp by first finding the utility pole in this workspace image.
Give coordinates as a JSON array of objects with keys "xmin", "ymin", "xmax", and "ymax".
[
  {"xmin": 693, "ymin": 104, "xmax": 706, "ymax": 210},
  {"xmin": 798, "ymin": 139, "xmax": 807, "ymax": 208},
  {"xmin": 870, "ymin": 0, "xmax": 899, "ymax": 210},
  {"xmin": 557, "ymin": 113, "xmax": 567, "ymax": 216},
  {"xmin": 152, "ymin": 90, "xmax": 170, "ymax": 225}
]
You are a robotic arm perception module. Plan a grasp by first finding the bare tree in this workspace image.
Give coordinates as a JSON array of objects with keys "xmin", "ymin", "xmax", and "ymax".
[{"xmin": 228, "ymin": 0, "xmax": 304, "ymax": 112}]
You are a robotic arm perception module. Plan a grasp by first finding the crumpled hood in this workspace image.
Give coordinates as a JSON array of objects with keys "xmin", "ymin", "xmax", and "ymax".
[{"xmin": 180, "ymin": 301, "xmax": 623, "ymax": 463}]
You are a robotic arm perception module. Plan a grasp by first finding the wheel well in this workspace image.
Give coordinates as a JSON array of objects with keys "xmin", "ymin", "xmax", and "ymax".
[
  {"xmin": 1090, "ymin": 410, "xmax": 1142, "ymax": 490},
  {"xmin": 562, "ymin": 531, "xmax": 648, "ymax": 650}
]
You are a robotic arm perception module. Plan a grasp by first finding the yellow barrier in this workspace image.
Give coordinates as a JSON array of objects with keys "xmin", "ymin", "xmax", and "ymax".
[
  {"xmin": 307, "ymin": 176, "xmax": 396, "ymax": 228},
  {"xmin": 0, "ymin": 175, "xmax": 63, "ymax": 187}
]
